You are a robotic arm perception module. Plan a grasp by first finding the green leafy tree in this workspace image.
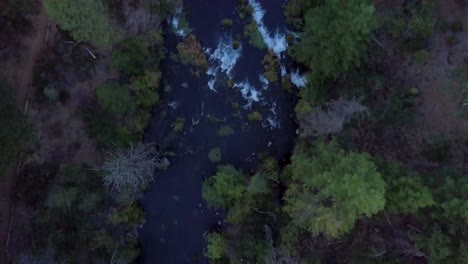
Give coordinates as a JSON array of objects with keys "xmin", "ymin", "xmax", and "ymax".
[
  {"xmin": 112, "ymin": 37, "xmax": 151, "ymax": 77},
  {"xmin": 284, "ymin": 141, "xmax": 386, "ymax": 238},
  {"xmin": 377, "ymin": 160, "xmax": 434, "ymax": 213},
  {"xmin": 204, "ymin": 232, "xmax": 228, "ymax": 261},
  {"xmin": 43, "ymin": 0, "xmax": 118, "ymax": 48},
  {"xmin": 289, "ymin": 0, "xmax": 377, "ymax": 81},
  {"xmin": 203, "ymin": 165, "xmax": 246, "ymax": 209},
  {"xmin": 96, "ymin": 83, "xmax": 135, "ymax": 117}
]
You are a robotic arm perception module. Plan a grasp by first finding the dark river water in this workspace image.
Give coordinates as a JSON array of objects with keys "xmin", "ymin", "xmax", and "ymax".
[{"xmin": 139, "ymin": 1, "xmax": 299, "ymax": 263}]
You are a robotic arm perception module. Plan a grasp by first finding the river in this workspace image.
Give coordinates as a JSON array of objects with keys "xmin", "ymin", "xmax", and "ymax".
[{"xmin": 139, "ymin": 1, "xmax": 300, "ymax": 263}]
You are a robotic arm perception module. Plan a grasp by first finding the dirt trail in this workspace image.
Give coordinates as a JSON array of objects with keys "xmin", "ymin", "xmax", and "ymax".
[{"xmin": 0, "ymin": 2, "xmax": 49, "ymax": 263}]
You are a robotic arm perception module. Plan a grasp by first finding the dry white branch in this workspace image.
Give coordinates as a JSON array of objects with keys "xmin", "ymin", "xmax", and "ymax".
[
  {"xmin": 101, "ymin": 143, "xmax": 165, "ymax": 193},
  {"xmin": 264, "ymin": 225, "xmax": 303, "ymax": 264},
  {"xmin": 300, "ymin": 98, "xmax": 368, "ymax": 137}
]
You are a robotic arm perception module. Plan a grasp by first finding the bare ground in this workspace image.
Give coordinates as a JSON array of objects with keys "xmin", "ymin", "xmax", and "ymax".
[{"xmin": 0, "ymin": 1, "xmax": 49, "ymax": 263}]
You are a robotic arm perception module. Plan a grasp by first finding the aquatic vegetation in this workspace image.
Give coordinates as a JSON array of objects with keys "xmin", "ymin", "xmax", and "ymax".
[
  {"xmin": 244, "ymin": 21, "xmax": 266, "ymax": 49},
  {"xmin": 171, "ymin": 8, "xmax": 191, "ymax": 37},
  {"xmin": 262, "ymin": 51, "xmax": 280, "ymax": 83},
  {"xmin": 226, "ymin": 79, "xmax": 234, "ymax": 88},
  {"xmin": 208, "ymin": 148, "xmax": 222, "ymax": 163},
  {"xmin": 248, "ymin": 111, "xmax": 262, "ymax": 121},
  {"xmin": 232, "ymin": 40, "xmax": 241, "ymax": 50},
  {"xmin": 177, "ymin": 34, "xmax": 208, "ymax": 70},
  {"xmin": 221, "ymin": 18, "xmax": 233, "ymax": 28},
  {"xmin": 172, "ymin": 117, "xmax": 186, "ymax": 132},
  {"xmin": 281, "ymin": 75, "xmax": 294, "ymax": 92},
  {"xmin": 218, "ymin": 125, "xmax": 234, "ymax": 136}
]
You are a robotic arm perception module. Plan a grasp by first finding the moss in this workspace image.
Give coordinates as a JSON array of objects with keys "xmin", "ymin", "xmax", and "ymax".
[
  {"xmin": 232, "ymin": 40, "xmax": 241, "ymax": 50},
  {"xmin": 247, "ymin": 111, "xmax": 262, "ymax": 121},
  {"xmin": 282, "ymin": 75, "xmax": 294, "ymax": 93},
  {"xmin": 164, "ymin": 84, "xmax": 172, "ymax": 93},
  {"xmin": 208, "ymin": 148, "xmax": 222, "ymax": 163},
  {"xmin": 226, "ymin": 79, "xmax": 234, "ymax": 88},
  {"xmin": 172, "ymin": 117, "xmax": 185, "ymax": 132},
  {"xmin": 221, "ymin": 18, "xmax": 233, "ymax": 28},
  {"xmin": 244, "ymin": 22, "xmax": 266, "ymax": 49},
  {"xmin": 262, "ymin": 51, "xmax": 280, "ymax": 83},
  {"xmin": 264, "ymin": 70, "xmax": 279, "ymax": 83},
  {"xmin": 218, "ymin": 125, "xmax": 234, "ymax": 136},
  {"xmin": 177, "ymin": 34, "xmax": 208, "ymax": 70}
]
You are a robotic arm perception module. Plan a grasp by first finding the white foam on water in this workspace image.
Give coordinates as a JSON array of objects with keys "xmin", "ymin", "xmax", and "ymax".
[
  {"xmin": 233, "ymin": 81, "xmax": 262, "ymax": 105},
  {"xmin": 249, "ymin": 0, "xmax": 288, "ymax": 55},
  {"xmin": 280, "ymin": 65, "xmax": 287, "ymax": 77},
  {"xmin": 207, "ymin": 38, "xmax": 242, "ymax": 76},
  {"xmin": 171, "ymin": 7, "xmax": 191, "ymax": 38},
  {"xmin": 290, "ymin": 70, "xmax": 307, "ymax": 88},
  {"xmin": 263, "ymin": 115, "xmax": 281, "ymax": 129},
  {"xmin": 259, "ymin": 74, "xmax": 269, "ymax": 90},
  {"xmin": 168, "ymin": 101, "xmax": 179, "ymax": 109},
  {"xmin": 208, "ymin": 79, "xmax": 217, "ymax": 92}
]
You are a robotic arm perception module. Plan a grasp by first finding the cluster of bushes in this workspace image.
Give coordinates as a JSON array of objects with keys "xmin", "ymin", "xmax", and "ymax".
[
  {"xmin": 202, "ymin": 141, "xmax": 467, "ymax": 263},
  {"xmin": 16, "ymin": 164, "xmax": 145, "ymax": 263},
  {"xmin": 84, "ymin": 35, "xmax": 162, "ymax": 148}
]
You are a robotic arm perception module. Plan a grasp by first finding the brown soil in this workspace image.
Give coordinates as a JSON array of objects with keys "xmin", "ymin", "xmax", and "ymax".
[{"xmin": 0, "ymin": 1, "xmax": 49, "ymax": 263}]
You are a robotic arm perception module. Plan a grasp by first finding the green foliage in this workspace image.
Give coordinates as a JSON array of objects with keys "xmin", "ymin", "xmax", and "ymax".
[
  {"xmin": 203, "ymin": 165, "xmax": 246, "ymax": 209},
  {"xmin": 43, "ymin": 85, "xmax": 59, "ymax": 102},
  {"xmin": 247, "ymin": 173, "xmax": 269, "ymax": 195},
  {"xmin": 208, "ymin": 148, "xmax": 222, "ymax": 163},
  {"xmin": 0, "ymin": 79, "xmax": 33, "ymax": 175},
  {"xmin": 414, "ymin": 49, "xmax": 431, "ymax": 64},
  {"xmin": 284, "ymin": 141, "xmax": 386, "ymax": 238},
  {"xmin": 131, "ymin": 71, "xmax": 161, "ymax": 109},
  {"xmin": 204, "ymin": 232, "xmax": 228, "ymax": 260},
  {"xmin": 43, "ymin": 0, "xmax": 118, "ymax": 48},
  {"xmin": 245, "ymin": 22, "xmax": 267, "ymax": 49},
  {"xmin": 172, "ymin": 117, "xmax": 186, "ymax": 133},
  {"xmin": 412, "ymin": 226, "xmax": 453, "ymax": 264},
  {"xmin": 422, "ymin": 137, "xmax": 452, "ymax": 163},
  {"xmin": 221, "ymin": 18, "xmax": 233, "ymax": 28},
  {"xmin": 96, "ymin": 83, "xmax": 135, "ymax": 117},
  {"xmin": 177, "ymin": 34, "xmax": 208, "ymax": 70},
  {"xmin": 289, "ymin": 0, "xmax": 377, "ymax": 81},
  {"xmin": 83, "ymin": 108, "xmax": 134, "ymax": 147},
  {"xmin": 112, "ymin": 37, "xmax": 151, "ymax": 77},
  {"xmin": 407, "ymin": 0, "xmax": 435, "ymax": 39},
  {"xmin": 377, "ymin": 160, "xmax": 434, "ymax": 213},
  {"xmin": 248, "ymin": 111, "xmax": 262, "ymax": 121},
  {"xmin": 218, "ymin": 125, "xmax": 234, "ymax": 136},
  {"xmin": 284, "ymin": 0, "xmax": 323, "ymax": 30}
]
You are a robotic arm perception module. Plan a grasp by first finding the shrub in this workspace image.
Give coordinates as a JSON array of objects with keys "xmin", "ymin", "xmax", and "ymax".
[
  {"xmin": 96, "ymin": 83, "xmax": 135, "ymax": 117},
  {"xmin": 221, "ymin": 19, "xmax": 233, "ymax": 28},
  {"xmin": 208, "ymin": 148, "xmax": 222, "ymax": 163},
  {"xmin": 44, "ymin": 0, "xmax": 119, "ymax": 48},
  {"xmin": 204, "ymin": 232, "xmax": 227, "ymax": 260},
  {"xmin": 112, "ymin": 37, "xmax": 151, "ymax": 77},
  {"xmin": 248, "ymin": 111, "xmax": 262, "ymax": 121},
  {"xmin": 177, "ymin": 34, "xmax": 208, "ymax": 70}
]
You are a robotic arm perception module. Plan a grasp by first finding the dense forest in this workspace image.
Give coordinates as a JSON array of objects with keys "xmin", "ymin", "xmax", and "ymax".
[{"xmin": 0, "ymin": 0, "xmax": 466, "ymax": 263}]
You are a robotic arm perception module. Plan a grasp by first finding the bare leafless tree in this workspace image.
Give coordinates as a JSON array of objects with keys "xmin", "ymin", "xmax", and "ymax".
[
  {"xmin": 300, "ymin": 98, "xmax": 368, "ymax": 137},
  {"xmin": 101, "ymin": 143, "xmax": 167, "ymax": 193}
]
